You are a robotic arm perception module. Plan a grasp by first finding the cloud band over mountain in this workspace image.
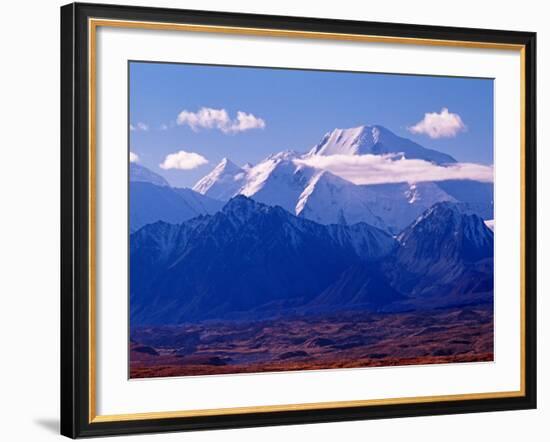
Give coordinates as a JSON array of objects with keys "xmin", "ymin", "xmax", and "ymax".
[{"xmin": 294, "ymin": 154, "xmax": 493, "ymax": 185}]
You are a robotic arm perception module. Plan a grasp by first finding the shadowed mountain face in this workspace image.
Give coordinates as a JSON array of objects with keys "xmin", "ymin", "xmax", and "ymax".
[
  {"xmin": 305, "ymin": 203, "xmax": 494, "ymax": 313},
  {"xmin": 396, "ymin": 202, "xmax": 493, "ymax": 268},
  {"xmin": 130, "ymin": 196, "xmax": 397, "ymax": 325},
  {"xmin": 385, "ymin": 202, "xmax": 494, "ymax": 306},
  {"xmin": 310, "ymin": 264, "xmax": 404, "ymax": 310},
  {"xmin": 130, "ymin": 198, "xmax": 493, "ymax": 325}
]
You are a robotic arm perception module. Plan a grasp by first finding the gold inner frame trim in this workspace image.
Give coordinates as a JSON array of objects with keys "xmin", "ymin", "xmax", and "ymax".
[{"xmin": 88, "ymin": 17, "xmax": 527, "ymax": 424}]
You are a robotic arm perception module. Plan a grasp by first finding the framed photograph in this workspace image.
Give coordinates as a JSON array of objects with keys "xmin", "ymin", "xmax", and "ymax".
[{"xmin": 60, "ymin": 2, "xmax": 536, "ymax": 438}]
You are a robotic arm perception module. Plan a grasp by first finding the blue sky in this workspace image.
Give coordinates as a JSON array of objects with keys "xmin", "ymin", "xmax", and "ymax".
[{"xmin": 129, "ymin": 61, "xmax": 493, "ymax": 188}]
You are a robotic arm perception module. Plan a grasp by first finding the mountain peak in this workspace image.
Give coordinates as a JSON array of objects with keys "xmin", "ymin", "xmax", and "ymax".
[
  {"xmin": 266, "ymin": 150, "xmax": 299, "ymax": 162},
  {"xmin": 216, "ymin": 157, "xmax": 240, "ymax": 172},
  {"xmin": 309, "ymin": 124, "xmax": 456, "ymax": 164},
  {"xmin": 220, "ymin": 195, "xmax": 268, "ymax": 223},
  {"xmin": 192, "ymin": 158, "xmax": 245, "ymax": 199},
  {"xmin": 397, "ymin": 201, "xmax": 493, "ymax": 266},
  {"xmin": 222, "ymin": 194, "xmax": 257, "ymax": 210},
  {"xmin": 408, "ymin": 201, "xmax": 478, "ymax": 228}
]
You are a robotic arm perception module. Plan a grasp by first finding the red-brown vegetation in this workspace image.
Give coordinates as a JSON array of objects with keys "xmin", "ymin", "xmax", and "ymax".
[{"xmin": 130, "ymin": 305, "xmax": 493, "ymax": 378}]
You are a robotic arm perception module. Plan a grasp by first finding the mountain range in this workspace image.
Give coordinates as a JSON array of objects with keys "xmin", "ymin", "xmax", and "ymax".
[
  {"xmin": 129, "ymin": 124, "xmax": 493, "ymax": 325},
  {"xmin": 130, "ymin": 125, "xmax": 493, "ymax": 233},
  {"xmin": 130, "ymin": 197, "xmax": 493, "ymax": 325},
  {"xmin": 130, "ymin": 196, "xmax": 397, "ymax": 324}
]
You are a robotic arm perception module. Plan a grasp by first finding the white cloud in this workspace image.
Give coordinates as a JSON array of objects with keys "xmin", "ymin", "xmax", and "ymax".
[
  {"xmin": 130, "ymin": 122, "xmax": 149, "ymax": 132},
  {"xmin": 408, "ymin": 108, "xmax": 466, "ymax": 139},
  {"xmin": 159, "ymin": 150, "xmax": 209, "ymax": 170},
  {"xmin": 176, "ymin": 107, "xmax": 265, "ymax": 134},
  {"xmin": 129, "ymin": 152, "xmax": 139, "ymax": 163},
  {"xmin": 294, "ymin": 154, "xmax": 493, "ymax": 186},
  {"xmin": 177, "ymin": 108, "xmax": 229, "ymax": 131},
  {"xmin": 232, "ymin": 111, "xmax": 266, "ymax": 133}
]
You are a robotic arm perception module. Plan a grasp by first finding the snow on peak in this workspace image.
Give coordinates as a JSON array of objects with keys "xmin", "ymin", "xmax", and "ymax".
[
  {"xmin": 192, "ymin": 158, "xmax": 245, "ymax": 200},
  {"xmin": 266, "ymin": 149, "xmax": 299, "ymax": 161},
  {"xmin": 308, "ymin": 125, "xmax": 371, "ymax": 156},
  {"xmin": 308, "ymin": 124, "xmax": 456, "ymax": 164},
  {"xmin": 192, "ymin": 151, "xmax": 307, "ymax": 205},
  {"xmin": 295, "ymin": 170, "xmax": 349, "ymax": 216},
  {"xmin": 237, "ymin": 152, "xmax": 315, "ymax": 211},
  {"xmin": 216, "ymin": 157, "xmax": 240, "ymax": 172},
  {"xmin": 295, "ymin": 170, "xmax": 389, "ymax": 231},
  {"xmin": 484, "ymin": 219, "xmax": 494, "ymax": 231}
]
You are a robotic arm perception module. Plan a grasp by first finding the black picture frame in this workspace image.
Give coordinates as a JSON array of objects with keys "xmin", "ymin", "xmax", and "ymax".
[{"xmin": 61, "ymin": 2, "xmax": 537, "ymax": 438}]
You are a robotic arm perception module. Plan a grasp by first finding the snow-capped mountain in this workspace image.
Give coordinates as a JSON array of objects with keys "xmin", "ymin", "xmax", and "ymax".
[
  {"xmin": 130, "ymin": 162, "xmax": 169, "ymax": 187},
  {"xmin": 130, "ymin": 196, "xmax": 396, "ymax": 324},
  {"xmin": 296, "ymin": 172, "xmax": 458, "ymax": 232},
  {"xmin": 307, "ymin": 125, "xmax": 457, "ymax": 164},
  {"xmin": 192, "ymin": 151, "xmax": 314, "ymax": 214},
  {"xmin": 296, "ymin": 170, "xmax": 386, "ymax": 229},
  {"xmin": 191, "ymin": 159, "xmax": 467, "ymax": 234},
  {"xmin": 190, "ymin": 124, "xmax": 491, "ymax": 233},
  {"xmin": 192, "ymin": 158, "xmax": 247, "ymax": 200},
  {"xmin": 239, "ymin": 151, "xmax": 316, "ymax": 213},
  {"xmin": 130, "ymin": 164, "xmax": 223, "ymax": 232}
]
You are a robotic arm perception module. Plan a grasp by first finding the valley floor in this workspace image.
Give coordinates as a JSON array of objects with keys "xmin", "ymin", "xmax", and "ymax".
[{"xmin": 130, "ymin": 305, "xmax": 493, "ymax": 378}]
